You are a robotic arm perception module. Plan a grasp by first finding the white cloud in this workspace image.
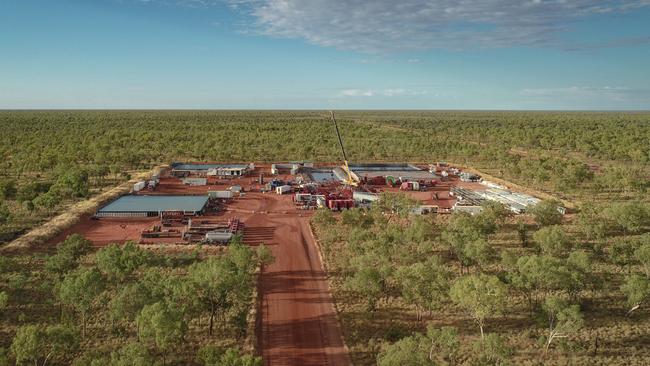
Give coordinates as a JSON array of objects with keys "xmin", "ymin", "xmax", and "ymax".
[
  {"xmin": 340, "ymin": 89, "xmax": 374, "ymax": 97},
  {"xmin": 222, "ymin": 0, "xmax": 650, "ymax": 52},
  {"xmin": 338, "ymin": 88, "xmax": 428, "ymax": 97}
]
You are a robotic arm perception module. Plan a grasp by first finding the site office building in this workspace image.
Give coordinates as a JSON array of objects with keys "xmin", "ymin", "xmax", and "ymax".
[{"xmin": 170, "ymin": 163, "xmax": 253, "ymax": 178}]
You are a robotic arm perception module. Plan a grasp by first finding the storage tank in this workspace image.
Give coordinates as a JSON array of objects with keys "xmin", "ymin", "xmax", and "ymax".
[
  {"xmin": 204, "ymin": 230, "xmax": 233, "ymax": 244},
  {"xmin": 353, "ymin": 191, "xmax": 380, "ymax": 203}
]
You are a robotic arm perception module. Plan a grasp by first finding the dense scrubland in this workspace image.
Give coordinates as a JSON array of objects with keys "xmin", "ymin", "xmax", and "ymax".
[
  {"xmin": 0, "ymin": 110, "xmax": 649, "ymax": 365},
  {"xmin": 0, "ymin": 234, "xmax": 273, "ymax": 365},
  {"xmin": 1, "ymin": 110, "xmax": 649, "ymax": 242}
]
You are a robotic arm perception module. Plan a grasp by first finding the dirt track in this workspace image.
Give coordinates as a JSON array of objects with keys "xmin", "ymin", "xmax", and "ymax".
[{"xmin": 233, "ymin": 194, "xmax": 351, "ymax": 366}]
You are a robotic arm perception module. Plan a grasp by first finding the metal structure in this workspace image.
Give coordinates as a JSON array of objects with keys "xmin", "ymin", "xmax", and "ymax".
[{"xmin": 330, "ymin": 111, "xmax": 357, "ymax": 186}]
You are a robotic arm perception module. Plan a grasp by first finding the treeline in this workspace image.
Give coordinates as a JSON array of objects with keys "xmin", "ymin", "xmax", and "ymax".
[
  {"xmin": 0, "ymin": 235, "xmax": 274, "ymax": 365},
  {"xmin": 312, "ymin": 194, "xmax": 650, "ymax": 365},
  {"xmin": 1, "ymin": 110, "xmax": 648, "ymax": 243}
]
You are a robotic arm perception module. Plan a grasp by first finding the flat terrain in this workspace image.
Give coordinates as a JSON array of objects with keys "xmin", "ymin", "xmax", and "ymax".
[{"xmin": 48, "ymin": 168, "xmax": 352, "ymax": 366}]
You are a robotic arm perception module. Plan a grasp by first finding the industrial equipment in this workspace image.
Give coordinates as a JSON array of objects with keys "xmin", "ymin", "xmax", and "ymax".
[{"xmin": 330, "ymin": 111, "xmax": 358, "ymax": 186}]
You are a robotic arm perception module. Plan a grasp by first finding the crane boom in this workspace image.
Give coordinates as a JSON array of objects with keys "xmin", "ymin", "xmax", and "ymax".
[{"xmin": 330, "ymin": 111, "xmax": 356, "ymax": 186}]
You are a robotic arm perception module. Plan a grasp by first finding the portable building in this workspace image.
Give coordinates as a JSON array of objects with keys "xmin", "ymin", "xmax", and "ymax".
[
  {"xmin": 229, "ymin": 185, "xmax": 242, "ymax": 193},
  {"xmin": 96, "ymin": 195, "xmax": 208, "ymax": 218},
  {"xmin": 271, "ymin": 164, "xmax": 278, "ymax": 175}
]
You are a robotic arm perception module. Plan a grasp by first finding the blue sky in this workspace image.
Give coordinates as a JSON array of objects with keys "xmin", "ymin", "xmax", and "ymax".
[{"xmin": 1, "ymin": 0, "xmax": 649, "ymax": 110}]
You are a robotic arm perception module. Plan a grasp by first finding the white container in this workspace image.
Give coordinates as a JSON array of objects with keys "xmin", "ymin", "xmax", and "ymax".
[
  {"xmin": 271, "ymin": 164, "xmax": 278, "ymax": 175},
  {"xmin": 276, "ymin": 185, "xmax": 292, "ymax": 194},
  {"xmin": 353, "ymin": 191, "xmax": 380, "ymax": 202},
  {"xmin": 204, "ymin": 230, "xmax": 233, "ymax": 244},
  {"xmin": 208, "ymin": 190, "xmax": 233, "ymax": 199},
  {"xmin": 133, "ymin": 181, "xmax": 146, "ymax": 192}
]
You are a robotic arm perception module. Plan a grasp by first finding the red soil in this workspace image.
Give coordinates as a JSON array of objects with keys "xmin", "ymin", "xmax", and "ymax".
[{"xmin": 49, "ymin": 164, "xmax": 489, "ymax": 365}]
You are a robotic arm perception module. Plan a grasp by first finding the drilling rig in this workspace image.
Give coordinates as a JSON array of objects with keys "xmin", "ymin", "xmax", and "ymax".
[{"xmin": 330, "ymin": 111, "xmax": 357, "ymax": 186}]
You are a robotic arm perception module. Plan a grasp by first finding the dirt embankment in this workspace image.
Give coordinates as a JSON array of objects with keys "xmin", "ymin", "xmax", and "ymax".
[{"xmin": 1, "ymin": 166, "xmax": 167, "ymax": 253}]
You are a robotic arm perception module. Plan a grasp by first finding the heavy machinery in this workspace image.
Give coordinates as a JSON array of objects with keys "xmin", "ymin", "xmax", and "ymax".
[{"xmin": 330, "ymin": 111, "xmax": 358, "ymax": 186}]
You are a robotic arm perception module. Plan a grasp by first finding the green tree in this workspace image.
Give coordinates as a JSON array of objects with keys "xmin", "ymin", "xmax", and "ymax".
[
  {"xmin": 377, "ymin": 335, "xmax": 435, "ymax": 366},
  {"xmin": 606, "ymin": 202, "xmax": 650, "ymax": 234},
  {"xmin": 396, "ymin": 257, "xmax": 450, "ymax": 321},
  {"xmin": 620, "ymin": 274, "xmax": 650, "ymax": 315},
  {"xmin": 45, "ymin": 235, "xmax": 93, "ymax": 280},
  {"xmin": 255, "ymin": 244, "xmax": 275, "ymax": 268},
  {"xmin": 95, "ymin": 242, "xmax": 151, "ymax": 282},
  {"xmin": 541, "ymin": 296, "xmax": 583, "ymax": 353},
  {"xmin": 529, "ymin": 200, "xmax": 563, "ymax": 226},
  {"xmin": 471, "ymin": 333, "xmax": 513, "ymax": 366},
  {"xmin": 425, "ymin": 326, "xmax": 459, "ymax": 365},
  {"xmin": 576, "ymin": 203, "xmax": 610, "ymax": 240},
  {"xmin": 109, "ymin": 342, "xmax": 154, "ymax": 366},
  {"xmin": 11, "ymin": 325, "xmax": 43, "ymax": 366},
  {"xmin": 609, "ymin": 238, "xmax": 637, "ymax": 269},
  {"xmin": 58, "ymin": 267, "xmax": 105, "ymax": 338},
  {"xmin": 634, "ymin": 242, "xmax": 650, "ymax": 278},
  {"xmin": 42, "ymin": 324, "xmax": 80, "ymax": 366},
  {"xmin": 345, "ymin": 254, "xmax": 389, "ymax": 312},
  {"xmin": 109, "ymin": 282, "xmax": 155, "ymax": 323},
  {"xmin": 450, "ymin": 274, "xmax": 507, "ymax": 338},
  {"xmin": 189, "ymin": 249, "xmax": 255, "ymax": 335},
  {"xmin": 137, "ymin": 302, "xmax": 186, "ymax": 364},
  {"xmin": 197, "ymin": 346, "xmax": 262, "ymax": 366},
  {"xmin": 533, "ymin": 226, "xmax": 572, "ymax": 257}
]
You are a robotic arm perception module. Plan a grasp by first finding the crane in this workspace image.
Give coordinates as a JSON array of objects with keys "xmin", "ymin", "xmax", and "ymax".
[{"xmin": 330, "ymin": 111, "xmax": 357, "ymax": 186}]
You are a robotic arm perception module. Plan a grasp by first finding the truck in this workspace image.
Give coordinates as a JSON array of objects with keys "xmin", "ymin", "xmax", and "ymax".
[{"xmin": 276, "ymin": 185, "xmax": 292, "ymax": 195}]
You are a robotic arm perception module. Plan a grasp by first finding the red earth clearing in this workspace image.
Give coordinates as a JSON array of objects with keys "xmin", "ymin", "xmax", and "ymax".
[{"xmin": 49, "ymin": 163, "xmax": 491, "ymax": 365}]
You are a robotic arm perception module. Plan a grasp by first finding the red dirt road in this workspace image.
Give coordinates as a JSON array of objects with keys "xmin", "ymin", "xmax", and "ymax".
[{"xmin": 231, "ymin": 194, "xmax": 351, "ymax": 366}]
